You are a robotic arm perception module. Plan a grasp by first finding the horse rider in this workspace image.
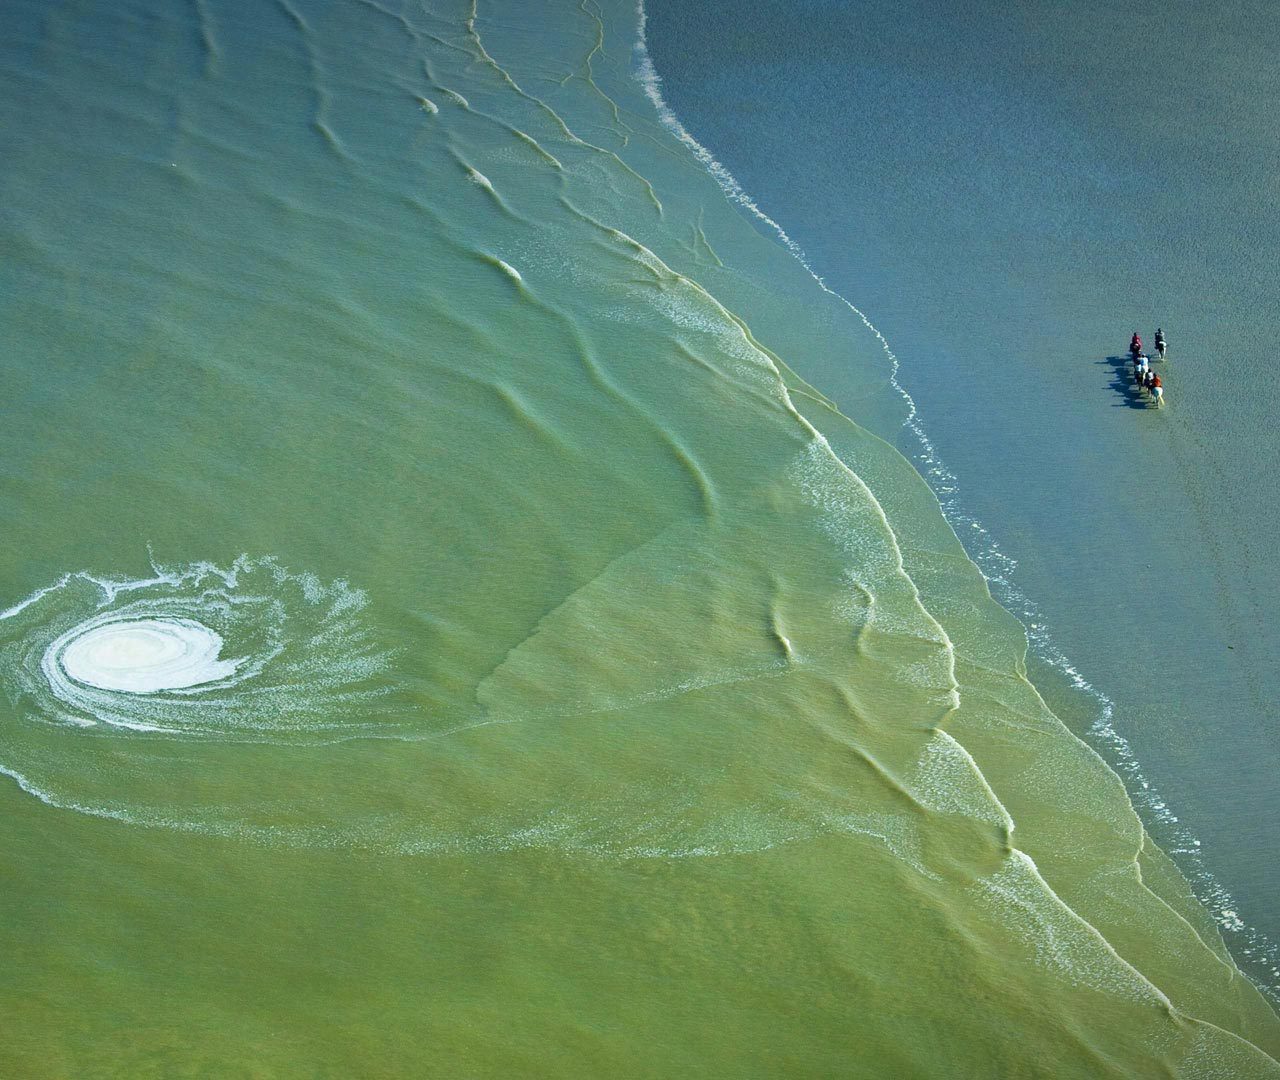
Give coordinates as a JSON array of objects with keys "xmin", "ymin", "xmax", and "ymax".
[
  {"xmin": 1154, "ymin": 327, "xmax": 1166, "ymax": 358},
  {"xmin": 1130, "ymin": 331, "xmax": 1143, "ymax": 359}
]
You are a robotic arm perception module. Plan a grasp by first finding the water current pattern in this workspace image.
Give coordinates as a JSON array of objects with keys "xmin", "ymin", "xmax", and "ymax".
[
  {"xmin": 1, "ymin": 0, "xmax": 1279, "ymax": 1074},
  {"xmin": 0, "ymin": 557, "xmax": 394, "ymax": 835}
]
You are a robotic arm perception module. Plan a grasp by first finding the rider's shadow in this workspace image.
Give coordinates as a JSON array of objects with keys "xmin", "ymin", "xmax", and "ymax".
[{"xmin": 1100, "ymin": 355, "xmax": 1150, "ymax": 408}]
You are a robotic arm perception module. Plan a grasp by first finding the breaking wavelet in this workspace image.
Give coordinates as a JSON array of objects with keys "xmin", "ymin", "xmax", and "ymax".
[{"xmin": 632, "ymin": 0, "xmax": 1280, "ymax": 1006}]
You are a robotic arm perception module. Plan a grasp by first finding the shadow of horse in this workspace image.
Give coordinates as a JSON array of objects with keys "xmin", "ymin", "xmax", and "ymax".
[{"xmin": 1099, "ymin": 355, "xmax": 1151, "ymax": 408}]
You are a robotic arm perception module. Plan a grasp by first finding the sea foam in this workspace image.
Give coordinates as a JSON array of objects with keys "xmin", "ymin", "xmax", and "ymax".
[
  {"xmin": 1, "ymin": 555, "xmax": 390, "ymax": 738},
  {"xmin": 55, "ymin": 617, "xmax": 239, "ymax": 694}
]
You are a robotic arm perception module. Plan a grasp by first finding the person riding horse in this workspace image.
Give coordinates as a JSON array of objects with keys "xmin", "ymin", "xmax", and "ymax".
[
  {"xmin": 1154, "ymin": 327, "xmax": 1167, "ymax": 359},
  {"xmin": 1130, "ymin": 331, "xmax": 1143, "ymax": 360}
]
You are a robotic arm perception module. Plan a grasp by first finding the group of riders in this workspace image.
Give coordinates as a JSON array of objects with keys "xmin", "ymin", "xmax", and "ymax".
[{"xmin": 1128, "ymin": 328, "xmax": 1167, "ymax": 405}]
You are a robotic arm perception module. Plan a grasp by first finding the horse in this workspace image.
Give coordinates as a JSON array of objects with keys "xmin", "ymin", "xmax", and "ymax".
[
  {"xmin": 1151, "ymin": 384, "xmax": 1164, "ymax": 407},
  {"xmin": 1155, "ymin": 339, "xmax": 1167, "ymax": 361}
]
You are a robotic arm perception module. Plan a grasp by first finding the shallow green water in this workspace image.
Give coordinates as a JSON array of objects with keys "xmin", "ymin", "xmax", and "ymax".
[{"xmin": 1, "ymin": 0, "xmax": 1278, "ymax": 1073}]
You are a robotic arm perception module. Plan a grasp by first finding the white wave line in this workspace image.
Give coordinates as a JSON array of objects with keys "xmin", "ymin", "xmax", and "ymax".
[
  {"xmin": 631, "ymin": 0, "xmax": 1280, "ymax": 1000},
  {"xmin": 1, "ymin": 575, "xmax": 71, "ymax": 620}
]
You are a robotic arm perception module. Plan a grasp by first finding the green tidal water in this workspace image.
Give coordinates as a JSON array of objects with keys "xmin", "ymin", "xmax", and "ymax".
[{"xmin": 2, "ymin": 0, "xmax": 1279, "ymax": 1074}]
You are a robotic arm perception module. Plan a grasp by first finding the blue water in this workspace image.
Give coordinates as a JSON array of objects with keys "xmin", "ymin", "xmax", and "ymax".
[{"xmin": 645, "ymin": 0, "xmax": 1280, "ymax": 981}]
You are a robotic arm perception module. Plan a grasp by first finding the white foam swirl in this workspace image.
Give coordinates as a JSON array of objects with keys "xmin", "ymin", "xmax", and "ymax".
[
  {"xmin": 55, "ymin": 617, "xmax": 238, "ymax": 694},
  {"xmin": 1, "ymin": 555, "xmax": 390, "ymax": 738},
  {"xmin": 0, "ymin": 555, "xmax": 417, "ymax": 847}
]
